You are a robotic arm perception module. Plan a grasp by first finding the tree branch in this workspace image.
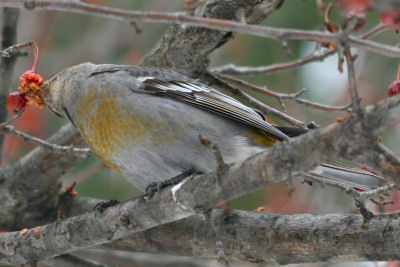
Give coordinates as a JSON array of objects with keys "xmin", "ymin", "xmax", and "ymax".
[
  {"xmin": 0, "ymin": 1, "xmax": 399, "ymax": 58},
  {"xmin": 141, "ymin": 0, "xmax": 283, "ymax": 76},
  {"xmin": 0, "ymin": 7, "xmax": 19, "ymax": 160},
  {"xmin": 0, "ymin": 123, "xmax": 86, "ymax": 230},
  {"xmin": 212, "ymin": 23, "xmax": 387, "ymax": 76},
  {"xmin": 220, "ymin": 75, "xmax": 351, "ymax": 112},
  {"xmin": 0, "ymin": 125, "xmax": 90, "ymax": 156},
  {"xmin": 41, "ymin": 254, "xmax": 107, "ymax": 267},
  {"xmin": 0, "ymin": 94, "xmax": 399, "ymax": 264},
  {"xmin": 104, "ymin": 209, "xmax": 400, "ymax": 264}
]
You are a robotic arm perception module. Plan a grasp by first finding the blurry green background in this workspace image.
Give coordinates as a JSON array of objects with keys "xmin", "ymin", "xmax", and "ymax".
[{"xmin": 1, "ymin": 0, "xmax": 399, "ymax": 216}]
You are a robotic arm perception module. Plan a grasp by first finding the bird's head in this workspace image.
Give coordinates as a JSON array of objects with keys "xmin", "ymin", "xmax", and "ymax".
[{"xmin": 41, "ymin": 62, "xmax": 95, "ymax": 118}]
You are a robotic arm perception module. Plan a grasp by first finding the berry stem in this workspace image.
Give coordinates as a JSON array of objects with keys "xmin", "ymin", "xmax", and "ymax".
[
  {"xmin": 29, "ymin": 41, "xmax": 39, "ymax": 72},
  {"xmin": 397, "ymin": 59, "xmax": 400, "ymax": 80}
]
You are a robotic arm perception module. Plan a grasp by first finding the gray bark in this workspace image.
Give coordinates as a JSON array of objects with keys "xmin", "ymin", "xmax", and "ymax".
[{"xmin": 107, "ymin": 209, "xmax": 400, "ymax": 264}]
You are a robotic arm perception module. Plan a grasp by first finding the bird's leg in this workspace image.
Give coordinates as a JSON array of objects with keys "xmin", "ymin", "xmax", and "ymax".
[
  {"xmin": 145, "ymin": 169, "xmax": 197, "ymax": 198},
  {"xmin": 94, "ymin": 198, "xmax": 120, "ymax": 216}
]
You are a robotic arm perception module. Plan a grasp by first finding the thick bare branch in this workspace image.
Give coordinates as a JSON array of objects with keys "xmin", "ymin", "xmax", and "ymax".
[
  {"xmin": 105, "ymin": 209, "xmax": 400, "ymax": 264},
  {"xmin": 0, "ymin": 95, "xmax": 399, "ymax": 265},
  {"xmin": 141, "ymin": 0, "xmax": 283, "ymax": 76}
]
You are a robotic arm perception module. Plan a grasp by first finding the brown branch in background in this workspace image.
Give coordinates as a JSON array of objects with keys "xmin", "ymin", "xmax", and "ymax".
[
  {"xmin": 205, "ymin": 72, "xmax": 307, "ymax": 127},
  {"xmin": 344, "ymin": 47, "xmax": 362, "ymax": 115},
  {"xmin": 141, "ymin": 0, "xmax": 283, "ymax": 77},
  {"xmin": 0, "ymin": 7, "xmax": 19, "ymax": 161},
  {"xmin": 213, "ymin": 47, "xmax": 337, "ymax": 76},
  {"xmin": 213, "ymin": 24, "xmax": 387, "ymax": 76},
  {"xmin": 221, "ymin": 75, "xmax": 351, "ymax": 112},
  {"xmin": 0, "ymin": 1, "xmax": 400, "ymax": 57}
]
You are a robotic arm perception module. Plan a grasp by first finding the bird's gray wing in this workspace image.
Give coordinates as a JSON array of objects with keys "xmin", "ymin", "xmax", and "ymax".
[
  {"xmin": 90, "ymin": 65, "xmax": 289, "ymax": 141},
  {"xmin": 140, "ymin": 78, "xmax": 289, "ymax": 141}
]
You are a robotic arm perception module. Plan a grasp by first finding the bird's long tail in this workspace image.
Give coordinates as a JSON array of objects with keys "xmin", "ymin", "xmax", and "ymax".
[
  {"xmin": 307, "ymin": 161, "xmax": 387, "ymax": 191},
  {"xmin": 273, "ymin": 125, "xmax": 388, "ymax": 191}
]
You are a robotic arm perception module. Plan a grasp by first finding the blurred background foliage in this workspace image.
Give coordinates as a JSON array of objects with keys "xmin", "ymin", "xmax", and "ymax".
[{"xmin": 1, "ymin": 0, "xmax": 399, "ymax": 217}]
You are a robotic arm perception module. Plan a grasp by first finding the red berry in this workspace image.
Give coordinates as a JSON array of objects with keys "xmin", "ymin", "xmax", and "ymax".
[
  {"xmin": 6, "ymin": 92, "xmax": 27, "ymax": 113},
  {"xmin": 388, "ymin": 80, "xmax": 400, "ymax": 97},
  {"xmin": 381, "ymin": 11, "xmax": 400, "ymax": 32},
  {"xmin": 336, "ymin": 0, "xmax": 369, "ymax": 17},
  {"xmin": 19, "ymin": 71, "xmax": 44, "ymax": 89},
  {"xmin": 336, "ymin": 0, "xmax": 369, "ymax": 14}
]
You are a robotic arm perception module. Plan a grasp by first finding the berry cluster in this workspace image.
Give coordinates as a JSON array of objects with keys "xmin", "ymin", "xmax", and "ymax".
[{"xmin": 6, "ymin": 42, "xmax": 44, "ymax": 113}]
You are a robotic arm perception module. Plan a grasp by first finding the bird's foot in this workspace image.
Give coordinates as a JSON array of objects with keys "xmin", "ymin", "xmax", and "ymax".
[
  {"xmin": 145, "ymin": 170, "xmax": 195, "ymax": 198},
  {"xmin": 94, "ymin": 198, "xmax": 120, "ymax": 216}
]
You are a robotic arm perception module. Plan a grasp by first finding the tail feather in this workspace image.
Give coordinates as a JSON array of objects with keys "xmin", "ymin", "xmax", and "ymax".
[
  {"xmin": 308, "ymin": 161, "xmax": 388, "ymax": 191},
  {"xmin": 274, "ymin": 125, "xmax": 388, "ymax": 190}
]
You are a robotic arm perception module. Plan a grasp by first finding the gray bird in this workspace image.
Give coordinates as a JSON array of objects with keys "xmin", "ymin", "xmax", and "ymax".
[{"xmin": 41, "ymin": 63, "xmax": 387, "ymax": 194}]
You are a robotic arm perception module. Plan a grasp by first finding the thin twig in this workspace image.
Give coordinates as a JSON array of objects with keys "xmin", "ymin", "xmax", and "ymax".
[
  {"xmin": 0, "ymin": 125, "xmax": 90, "ymax": 157},
  {"xmin": 359, "ymin": 23, "xmax": 387, "ymax": 39},
  {"xmin": 300, "ymin": 173, "xmax": 360, "ymax": 198},
  {"xmin": 344, "ymin": 47, "xmax": 362, "ymax": 115},
  {"xmin": 213, "ymin": 24, "xmax": 388, "ymax": 76},
  {"xmin": 357, "ymin": 184, "xmax": 400, "ymax": 201},
  {"xmin": 301, "ymin": 172, "xmax": 400, "ymax": 224},
  {"xmin": 0, "ymin": 40, "xmax": 34, "ymax": 57},
  {"xmin": 221, "ymin": 75, "xmax": 351, "ymax": 112},
  {"xmin": 370, "ymin": 198, "xmax": 394, "ymax": 207},
  {"xmin": 213, "ymin": 48, "xmax": 338, "ymax": 76},
  {"xmin": 0, "ymin": 111, "xmax": 22, "ymax": 127}
]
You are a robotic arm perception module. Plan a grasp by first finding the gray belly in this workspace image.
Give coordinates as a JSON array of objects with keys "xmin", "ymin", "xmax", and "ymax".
[{"xmin": 108, "ymin": 93, "xmax": 263, "ymax": 191}]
